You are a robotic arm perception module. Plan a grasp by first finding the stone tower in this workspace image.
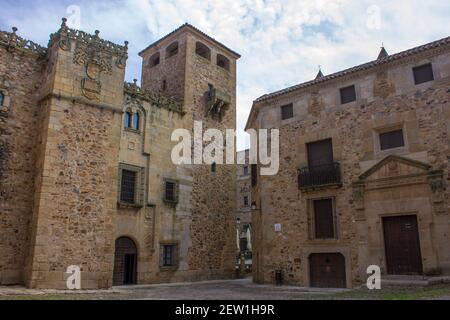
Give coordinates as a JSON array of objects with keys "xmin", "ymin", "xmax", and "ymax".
[
  {"xmin": 25, "ymin": 19, "xmax": 128, "ymax": 289},
  {"xmin": 140, "ymin": 24, "xmax": 240, "ymax": 279}
]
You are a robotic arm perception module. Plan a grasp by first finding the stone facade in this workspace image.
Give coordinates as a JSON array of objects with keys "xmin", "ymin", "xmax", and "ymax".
[
  {"xmin": 247, "ymin": 38, "xmax": 450, "ymax": 288},
  {"xmin": 0, "ymin": 20, "xmax": 239, "ymax": 288}
]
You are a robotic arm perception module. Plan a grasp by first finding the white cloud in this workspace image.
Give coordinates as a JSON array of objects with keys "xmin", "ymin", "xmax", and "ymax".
[{"xmin": 2, "ymin": 0, "xmax": 449, "ymax": 150}]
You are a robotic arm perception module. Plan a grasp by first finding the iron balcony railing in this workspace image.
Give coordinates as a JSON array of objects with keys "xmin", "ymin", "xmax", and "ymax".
[{"xmin": 298, "ymin": 162, "xmax": 342, "ymax": 189}]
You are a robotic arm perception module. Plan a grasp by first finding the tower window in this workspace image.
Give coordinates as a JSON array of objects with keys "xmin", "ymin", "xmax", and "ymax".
[
  {"xmin": 133, "ymin": 112, "xmax": 140, "ymax": 131},
  {"xmin": 0, "ymin": 92, "xmax": 4, "ymax": 107},
  {"xmin": 244, "ymin": 196, "xmax": 249, "ymax": 207},
  {"xmin": 124, "ymin": 111, "xmax": 133, "ymax": 128},
  {"xmin": 166, "ymin": 41, "xmax": 179, "ymax": 59},
  {"xmin": 340, "ymin": 85, "xmax": 356, "ymax": 104},
  {"xmin": 164, "ymin": 179, "xmax": 178, "ymax": 203},
  {"xmin": 413, "ymin": 63, "xmax": 434, "ymax": 85},
  {"xmin": 149, "ymin": 52, "xmax": 160, "ymax": 67},
  {"xmin": 217, "ymin": 54, "xmax": 230, "ymax": 71},
  {"xmin": 195, "ymin": 42, "xmax": 211, "ymax": 61},
  {"xmin": 211, "ymin": 162, "xmax": 217, "ymax": 173}
]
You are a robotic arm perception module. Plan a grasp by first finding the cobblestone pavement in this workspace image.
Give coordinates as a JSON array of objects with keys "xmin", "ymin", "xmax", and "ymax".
[{"xmin": 1, "ymin": 278, "xmax": 450, "ymax": 300}]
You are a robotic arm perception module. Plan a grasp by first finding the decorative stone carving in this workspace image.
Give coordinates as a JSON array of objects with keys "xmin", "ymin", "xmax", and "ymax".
[
  {"xmin": 124, "ymin": 80, "xmax": 184, "ymax": 114},
  {"xmin": 0, "ymin": 27, "xmax": 47, "ymax": 57}
]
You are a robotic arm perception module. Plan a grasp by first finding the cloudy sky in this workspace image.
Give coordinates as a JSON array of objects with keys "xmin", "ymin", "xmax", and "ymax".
[{"xmin": 2, "ymin": 0, "xmax": 449, "ymax": 150}]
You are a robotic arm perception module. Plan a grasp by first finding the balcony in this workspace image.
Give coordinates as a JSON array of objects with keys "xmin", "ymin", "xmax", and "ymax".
[
  {"xmin": 205, "ymin": 87, "xmax": 231, "ymax": 121},
  {"xmin": 298, "ymin": 162, "xmax": 342, "ymax": 190}
]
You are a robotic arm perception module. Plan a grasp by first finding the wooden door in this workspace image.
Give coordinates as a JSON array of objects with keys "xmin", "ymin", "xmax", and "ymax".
[
  {"xmin": 383, "ymin": 215, "xmax": 423, "ymax": 275},
  {"xmin": 309, "ymin": 253, "xmax": 346, "ymax": 288}
]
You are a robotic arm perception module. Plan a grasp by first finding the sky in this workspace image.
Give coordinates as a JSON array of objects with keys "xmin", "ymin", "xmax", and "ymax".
[{"xmin": 1, "ymin": 0, "xmax": 450, "ymax": 150}]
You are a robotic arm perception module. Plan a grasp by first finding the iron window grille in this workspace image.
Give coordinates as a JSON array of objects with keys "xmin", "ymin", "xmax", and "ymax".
[
  {"xmin": 299, "ymin": 162, "xmax": 342, "ymax": 189},
  {"xmin": 120, "ymin": 170, "xmax": 137, "ymax": 204},
  {"xmin": 163, "ymin": 178, "xmax": 179, "ymax": 204}
]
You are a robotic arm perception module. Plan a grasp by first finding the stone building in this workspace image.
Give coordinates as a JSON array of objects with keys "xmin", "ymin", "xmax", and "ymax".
[
  {"xmin": 246, "ymin": 37, "xmax": 450, "ymax": 288},
  {"xmin": 0, "ymin": 20, "xmax": 240, "ymax": 289},
  {"xmin": 236, "ymin": 150, "xmax": 252, "ymax": 271}
]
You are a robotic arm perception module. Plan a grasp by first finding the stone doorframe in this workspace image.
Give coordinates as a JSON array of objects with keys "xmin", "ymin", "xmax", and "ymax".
[
  {"xmin": 300, "ymin": 246, "xmax": 353, "ymax": 289},
  {"xmin": 353, "ymin": 155, "xmax": 446, "ymax": 277}
]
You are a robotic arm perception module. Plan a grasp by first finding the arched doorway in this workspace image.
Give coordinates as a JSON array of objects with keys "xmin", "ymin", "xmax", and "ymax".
[
  {"xmin": 309, "ymin": 253, "xmax": 346, "ymax": 288},
  {"xmin": 113, "ymin": 237, "xmax": 138, "ymax": 286}
]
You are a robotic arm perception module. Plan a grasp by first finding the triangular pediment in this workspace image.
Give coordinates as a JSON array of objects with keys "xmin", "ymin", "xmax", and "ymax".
[{"xmin": 359, "ymin": 155, "xmax": 432, "ymax": 181}]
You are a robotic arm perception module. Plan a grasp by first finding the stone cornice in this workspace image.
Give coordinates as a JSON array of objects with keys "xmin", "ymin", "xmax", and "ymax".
[
  {"xmin": 0, "ymin": 27, "xmax": 47, "ymax": 57},
  {"xmin": 124, "ymin": 80, "xmax": 185, "ymax": 115}
]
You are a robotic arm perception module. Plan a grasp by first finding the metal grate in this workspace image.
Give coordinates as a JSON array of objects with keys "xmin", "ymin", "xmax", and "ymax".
[
  {"xmin": 281, "ymin": 103, "xmax": 294, "ymax": 120},
  {"xmin": 165, "ymin": 181, "xmax": 175, "ymax": 202},
  {"xmin": 299, "ymin": 162, "xmax": 342, "ymax": 189},
  {"xmin": 120, "ymin": 170, "xmax": 136, "ymax": 204},
  {"xmin": 163, "ymin": 245, "xmax": 175, "ymax": 266}
]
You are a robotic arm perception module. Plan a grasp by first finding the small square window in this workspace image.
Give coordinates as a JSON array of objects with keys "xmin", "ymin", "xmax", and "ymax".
[
  {"xmin": 281, "ymin": 103, "xmax": 294, "ymax": 120},
  {"xmin": 413, "ymin": 63, "xmax": 434, "ymax": 85},
  {"xmin": 340, "ymin": 85, "xmax": 356, "ymax": 104},
  {"xmin": 380, "ymin": 129, "xmax": 405, "ymax": 151},
  {"xmin": 120, "ymin": 170, "xmax": 137, "ymax": 204}
]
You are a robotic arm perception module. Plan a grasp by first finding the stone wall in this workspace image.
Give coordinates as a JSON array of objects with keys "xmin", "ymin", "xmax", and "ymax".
[
  {"xmin": 0, "ymin": 41, "xmax": 45, "ymax": 285},
  {"xmin": 250, "ymin": 44, "xmax": 450, "ymax": 287}
]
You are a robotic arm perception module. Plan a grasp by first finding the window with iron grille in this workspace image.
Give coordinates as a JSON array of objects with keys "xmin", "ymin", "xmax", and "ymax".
[
  {"xmin": 380, "ymin": 129, "xmax": 405, "ymax": 150},
  {"xmin": 313, "ymin": 198, "xmax": 336, "ymax": 239},
  {"xmin": 244, "ymin": 196, "xmax": 249, "ymax": 207},
  {"xmin": 162, "ymin": 244, "xmax": 177, "ymax": 267},
  {"xmin": 164, "ymin": 180, "xmax": 176, "ymax": 203},
  {"xmin": 281, "ymin": 103, "xmax": 294, "ymax": 120},
  {"xmin": 413, "ymin": 63, "xmax": 434, "ymax": 85},
  {"xmin": 340, "ymin": 85, "xmax": 356, "ymax": 104},
  {"xmin": 120, "ymin": 170, "xmax": 136, "ymax": 204}
]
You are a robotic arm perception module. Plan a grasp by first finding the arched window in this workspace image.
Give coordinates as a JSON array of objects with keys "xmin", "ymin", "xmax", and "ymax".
[
  {"xmin": 195, "ymin": 42, "xmax": 211, "ymax": 61},
  {"xmin": 133, "ymin": 112, "xmax": 140, "ymax": 130},
  {"xmin": 124, "ymin": 111, "xmax": 132, "ymax": 128},
  {"xmin": 217, "ymin": 54, "xmax": 230, "ymax": 71},
  {"xmin": 166, "ymin": 41, "xmax": 179, "ymax": 59},
  {"xmin": 149, "ymin": 52, "xmax": 160, "ymax": 67},
  {"xmin": 0, "ymin": 92, "xmax": 4, "ymax": 108}
]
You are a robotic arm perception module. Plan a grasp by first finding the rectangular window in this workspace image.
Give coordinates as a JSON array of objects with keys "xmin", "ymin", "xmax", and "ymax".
[
  {"xmin": 243, "ymin": 166, "xmax": 249, "ymax": 176},
  {"xmin": 251, "ymin": 164, "xmax": 258, "ymax": 187},
  {"xmin": 120, "ymin": 170, "xmax": 136, "ymax": 204},
  {"xmin": 307, "ymin": 139, "xmax": 334, "ymax": 168},
  {"xmin": 380, "ymin": 129, "xmax": 405, "ymax": 150},
  {"xmin": 313, "ymin": 199, "xmax": 335, "ymax": 239},
  {"xmin": 162, "ymin": 245, "xmax": 176, "ymax": 267},
  {"xmin": 340, "ymin": 85, "xmax": 356, "ymax": 104},
  {"xmin": 413, "ymin": 63, "xmax": 434, "ymax": 85},
  {"xmin": 244, "ymin": 196, "xmax": 249, "ymax": 206},
  {"xmin": 281, "ymin": 103, "xmax": 294, "ymax": 120},
  {"xmin": 164, "ymin": 180, "xmax": 177, "ymax": 203}
]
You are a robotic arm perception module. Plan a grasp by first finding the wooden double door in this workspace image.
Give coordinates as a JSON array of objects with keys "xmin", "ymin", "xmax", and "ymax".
[{"xmin": 383, "ymin": 215, "xmax": 423, "ymax": 275}]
